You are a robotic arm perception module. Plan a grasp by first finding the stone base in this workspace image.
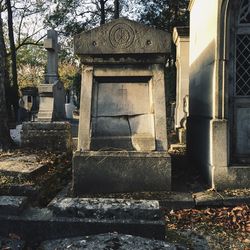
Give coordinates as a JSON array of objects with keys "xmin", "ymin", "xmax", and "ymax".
[
  {"xmin": 72, "ymin": 151, "xmax": 171, "ymax": 195},
  {"xmin": 214, "ymin": 166, "xmax": 250, "ymax": 190},
  {"xmin": 38, "ymin": 81, "xmax": 66, "ymax": 122},
  {"xmin": 21, "ymin": 122, "xmax": 72, "ymax": 152}
]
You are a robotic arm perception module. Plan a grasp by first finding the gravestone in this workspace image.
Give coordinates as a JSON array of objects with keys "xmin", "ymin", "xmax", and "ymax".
[
  {"xmin": 37, "ymin": 30, "xmax": 65, "ymax": 121},
  {"xmin": 21, "ymin": 30, "xmax": 71, "ymax": 152},
  {"xmin": 72, "ymin": 18, "xmax": 172, "ymax": 195}
]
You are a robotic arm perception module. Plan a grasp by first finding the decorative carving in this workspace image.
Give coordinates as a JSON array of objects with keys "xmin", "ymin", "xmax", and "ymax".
[
  {"xmin": 109, "ymin": 23, "xmax": 135, "ymax": 49},
  {"xmin": 239, "ymin": 0, "xmax": 250, "ymax": 24}
]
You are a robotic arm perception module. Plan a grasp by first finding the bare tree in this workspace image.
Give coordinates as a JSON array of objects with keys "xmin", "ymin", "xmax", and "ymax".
[
  {"xmin": 6, "ymin": 0, "xmax": 19, "ymax": 119},
  {"xmin": 0, "ymin": 7, "xmax": 13, "ymax": 150}
]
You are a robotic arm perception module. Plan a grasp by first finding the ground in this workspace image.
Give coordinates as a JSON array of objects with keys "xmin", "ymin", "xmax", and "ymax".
[{"xmin": 0, "ymin": 149, "xmax": 249, "ymax": 249}]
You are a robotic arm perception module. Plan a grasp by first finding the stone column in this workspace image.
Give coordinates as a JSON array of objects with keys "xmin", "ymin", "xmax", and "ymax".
[
  {"xmin": 77, "ymin": 66, "xmax": 93, "ymax": 151},
  {"xmin": 152, "ymin": 64, "xmax": 168, "ymax": 151},
  {"xmin": 173, "ymin": 27, "xmax": 190, "ymax": 130}
]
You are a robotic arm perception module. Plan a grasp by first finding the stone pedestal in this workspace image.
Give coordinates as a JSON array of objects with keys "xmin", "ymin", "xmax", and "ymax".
[
  {"xmin": 72, "ymin": 18, "xmax": 172, "ymax": 194},
  {"xmin": 73, "ymin": 151, "xmax": 171, "ymax": 195},
  {"xmin": 38, "ymin": 81, "xmax": 66, "ymax": 122}
]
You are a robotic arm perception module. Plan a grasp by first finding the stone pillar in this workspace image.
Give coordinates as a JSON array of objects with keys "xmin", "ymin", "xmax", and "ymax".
[
  {"xmin": 173, "ymin": 27, "xmax": 190, "ymax": 131},
  {"xmin": 152, "ymin": 64, "xmax": 168, "ymax": 151},
  {"xmin": 78, "ymin": 66, "xmax": 93, "ymax": 151}
]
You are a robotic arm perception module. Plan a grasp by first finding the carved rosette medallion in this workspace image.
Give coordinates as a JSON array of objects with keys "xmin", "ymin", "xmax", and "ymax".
[{"xmin": 109, "ymin": 23, "xmax": 135, "ymax": 49}]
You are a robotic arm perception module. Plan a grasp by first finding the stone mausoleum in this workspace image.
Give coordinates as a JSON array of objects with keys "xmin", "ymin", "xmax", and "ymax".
[
  {"xmin": 188, "ymin": 0, "xmax": 250, "ymax": 189},
  {"xmin": 73, "ymin": 18, "xmax": 171, "ymax": 195}
]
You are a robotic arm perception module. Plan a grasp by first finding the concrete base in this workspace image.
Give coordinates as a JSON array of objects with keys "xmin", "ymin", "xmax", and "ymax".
[{"xmin": 72, "ymin": 151, "xmax": 171, "ymax": 195}]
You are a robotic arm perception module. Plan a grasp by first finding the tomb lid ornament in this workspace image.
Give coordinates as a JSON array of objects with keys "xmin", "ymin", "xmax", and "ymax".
[{"xmin": 74, "ymin": 18, "xmax": 171, "ymax": 55}]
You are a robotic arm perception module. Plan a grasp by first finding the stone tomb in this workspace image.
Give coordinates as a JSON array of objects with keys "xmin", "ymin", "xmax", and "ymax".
[{"xmin": 73, "ymin": 18, "xmax": 171, "ymax": 195}]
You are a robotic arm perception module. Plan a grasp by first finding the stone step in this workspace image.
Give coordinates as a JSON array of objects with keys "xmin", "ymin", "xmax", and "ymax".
[
  {"xmin": 0, "ymin": 207, "xmax": 165, "ymax": 242},
  {"xmin": 48, "ymin": 197, "xmax": 163, "ymax": 220}
]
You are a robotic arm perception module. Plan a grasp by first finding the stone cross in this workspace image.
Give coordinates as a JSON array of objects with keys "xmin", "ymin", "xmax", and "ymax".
[{"xmin": 44, "ymin": 30, "xmax": 60, "ymax": 84}]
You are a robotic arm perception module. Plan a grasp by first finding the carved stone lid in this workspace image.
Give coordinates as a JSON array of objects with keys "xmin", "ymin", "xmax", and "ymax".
[{"xmin": 74, "ymin": 18, "xmax": 171, "ymax": 55}]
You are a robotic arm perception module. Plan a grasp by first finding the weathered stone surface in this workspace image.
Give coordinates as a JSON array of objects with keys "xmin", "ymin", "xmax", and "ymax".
[
  {"xmin": 72, "ymin": 151, "xmax": 171, "ymax": 195},
  {"xmin": 77, "ymin": 66, "xmax": 93, "ymax": 151},
  {"xmin": 92, "ymin": 117, "xmax": 131, "ymax": 137},
  {"xmin": 74, "ymin": 18, "xmax": 171, "ymax": 55},
  {"xmin": 96, "ymin": 83, "xmax": 150, "ymax": 116},
  {"xmin": 222, "ymin": 196, "xmax": 250, "ymax": 207},
  {"xmin": 21, "ymin": 122, "xmax": 72, "ymax": 152},
  {"xmin": 40, "ymin": 233, "xmax": 180, "ymax": 250},
  {"xmin": 129, "ymin": 114, "xmax": 155, "ymax": 151},
  {"xmin": 90, "ymin": 136, "xmax": 134, "ymax": 151},
  {"xmin": 214, "ymin": 165, "xmax": 250, "ymax": 190},
  {"xmin": 152, "ymin": 64, "xmax": 168, "ymax": 151},
  {"xmin": 22, "ymin": 121, "xmax": 71, "ymax": 131},
  {"xmin": 0, "ymin": 196, "xmax": 28, "ymax": 215},
  {"xmin": 131, "ymin": 134, "xmax": 155, "ymax": 151},
  {"xmin": 38, "ymin": 81, "xmax": 66, "ymax": 122},
  {"xmin": 129, "ymin": 114, "xmax": 155, "ymax": 136},
  {"xmin": 49, "ymin": 198, "xmax": 162, "ymax": 220}
]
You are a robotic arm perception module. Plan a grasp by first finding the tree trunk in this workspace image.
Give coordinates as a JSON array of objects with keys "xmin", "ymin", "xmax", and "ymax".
[
  {"xmin": 6, "ymin": 0, "xmax": 19, "ymax": 121},
  {"xmin": 114, "ymin": 0, "xmax": 119, "ymax": 19},
  {"xmin": 0, "ymin": 11, "xmax": 13, "ymax": 150},
  {"xmin": 100, "ymin": 0, "xmax": 105, "ymax": 24}
]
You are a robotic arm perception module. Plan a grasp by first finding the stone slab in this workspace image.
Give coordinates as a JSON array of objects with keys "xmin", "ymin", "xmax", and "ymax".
[
  {"xmin": 72, "ymin": 151, "xmax": 171, "ymax": 195},
  {"xmin": 222, "ymin": 196, "xmax": 250, "ymax": 207},
  {"xmin": 74, "ymin": 18, "xmax": 171, "ymax": 55},
  {"xmin": 48, "ymin": 198, "xmax": 162, "ymax": 220},
  {"xmin": 0, "ymin": 196, "xmax": 28, "ymax": 215},
  {"xmin": 0, "ymin": 208, "xmax": 165, "ymax": 242},
  {"xmin": 39, "ymin": 233, "xmax": 179, "ymax": 250},
  {"xmin": 159, "ymin": 193, "xmax": 195, "ymax": 210},
  {"xmin": 193, "ymin": 190, "xmax": 223, "ymax": 207},
  {"xmin": 0, "ymin": 155, "xmax": 48, "ymax": 178}
]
